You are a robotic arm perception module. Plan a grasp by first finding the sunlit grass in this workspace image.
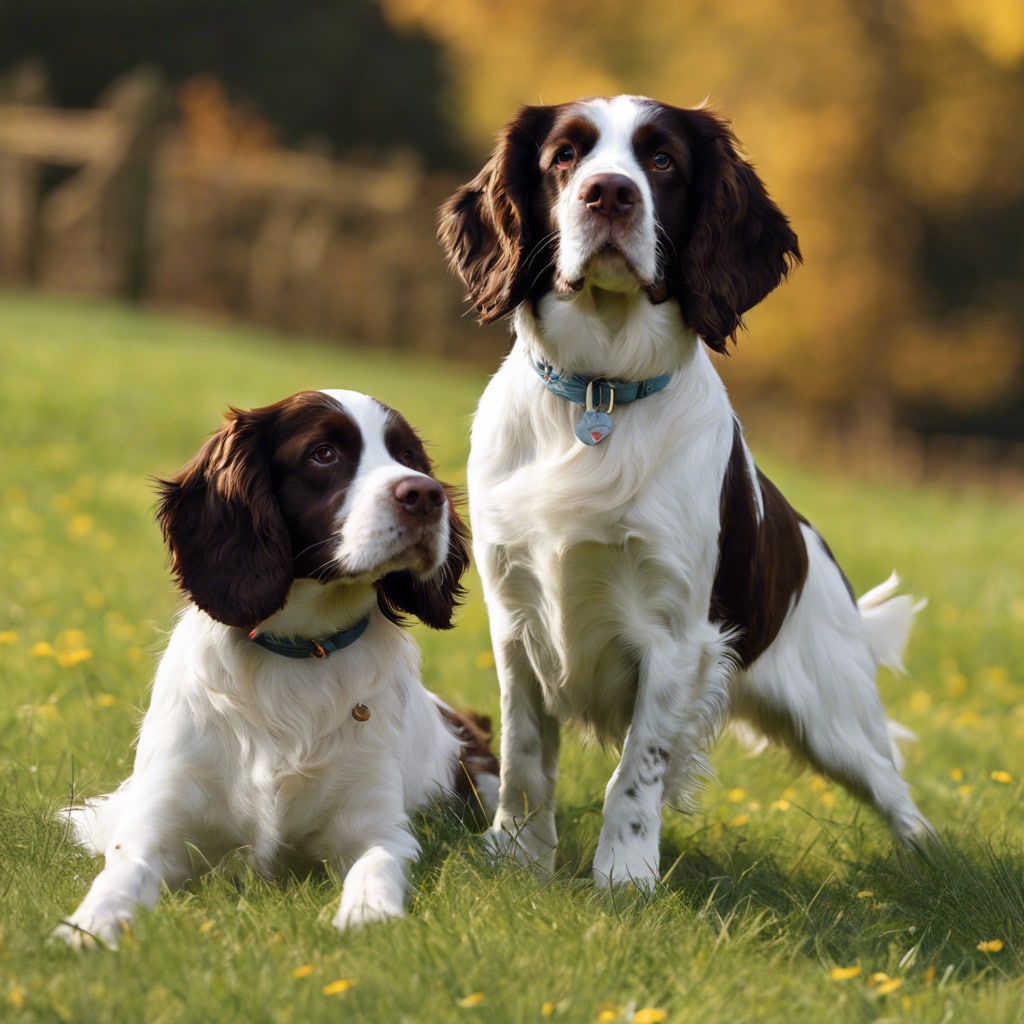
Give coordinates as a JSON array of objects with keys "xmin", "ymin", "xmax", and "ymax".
[{"xmin": 1, "ymin": 292, "xmax": 1022, "ymax": 1023}]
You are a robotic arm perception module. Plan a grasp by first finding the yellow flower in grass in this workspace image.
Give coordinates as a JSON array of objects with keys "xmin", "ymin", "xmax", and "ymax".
[
  {"xmin": 829, "ymin": 965, "xmax": 861, "ymax": 981},
  {"xmin": 633, "ymin": 1009, "xmax": 667, "ymax": 1024},
  {"xmin": 727, "ymin": 788, "xmax": 746, "ymax": 802},
  {"xmin": 950, "ymin": 767, "xmax": 964, "ymax": 782},
  {"xmin": 474, "ymin": 650, "xmax": 495, "ymax": 670},
  {"xmin": 6, "ymin": 985, "xmax": 27, "ymax": 1010},
  {"xmin": 56, "ymin": 648, "xmax": 92, "ymax": 668},
  {"xmin": 0, "ymin": 630, "xmax": 18, "ymax": 646},
  {"xmin": 456, "ymin": 992, "xmax": 486, "ymax": 1008},
  {"xmin": 772, "ymin": 798, "xmax": 791, "ymax": 812},
  {"xmin": 867, "ymin": 972, "xmax": 902, "ymax": 995},
  {"xmin": 730, "ymin": 814, "xmax": 750, "ymax": 827},
  {"xmin": 541, "ymin": 1002, "xmax": 556, "ymax": 1017},
  {"xmin": 597, "ymin": 1012, "xmax": 619, "ymax": 1023},
  {"xmin": 31, "ymin": 641, "xmax": 54, "ymax": 658},
  {"xmin": 96, "ymin": 693, "xmax": 118, "ymax": 708},
  {"xmin": 977, "ymin": 939, "xmax": 1004, "ymax": 953},
  {"xmin": 322, "ymin": 979, "xmax": 353, "ymax": 996},
  {"xmin": 989, "ymin": 770, "xmax": 1013, "ymax": 784},
  {"xmin": 291, "ymin": 965, "xmax": 315, "ymax": 979}
]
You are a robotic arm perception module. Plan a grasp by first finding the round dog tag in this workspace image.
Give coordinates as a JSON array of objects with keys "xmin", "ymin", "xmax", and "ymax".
[{"xmin": 575, "ymin": 409, "xmax": 614, "ymax": 446}]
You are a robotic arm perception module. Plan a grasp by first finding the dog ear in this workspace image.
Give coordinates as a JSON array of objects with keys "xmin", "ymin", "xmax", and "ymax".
[
  {"xmin": 438, "ymin": 104, "xmax": 558, "ymax": 324},
  {"xmin": 376, "ymin": 487, "xmax": 471, "ymax": 630},
  {"xmin": 670, "ymin": 108, "xmax": 801, "ymax": 353},
  {"xmin": 155, "ymin": 408, "xmax": 293, "ymax": 629}
]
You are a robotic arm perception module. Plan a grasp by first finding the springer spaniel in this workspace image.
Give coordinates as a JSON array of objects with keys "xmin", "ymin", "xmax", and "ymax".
[
  {"xmin": 54, "ymin": 389, "xmax": 498, "ymax": 947},
  {"xmin": 439, "ymin": 95, "xmax": 935, "ymax": 888}
]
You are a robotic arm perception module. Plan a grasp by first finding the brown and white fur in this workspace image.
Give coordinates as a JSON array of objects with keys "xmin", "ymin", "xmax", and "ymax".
[
  {"xmin": 54, "ymin": 389, "xmax": 498, "ymax": 947},
  {"xmin": 439, "ymin": 95, "xmax": 934, "ymax": 888}
]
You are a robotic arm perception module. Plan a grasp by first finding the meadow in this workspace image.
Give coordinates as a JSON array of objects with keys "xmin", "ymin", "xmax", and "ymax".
[{"xmin": 1, "ymin": 292, "xmax": 1021, "ymax": 1022}]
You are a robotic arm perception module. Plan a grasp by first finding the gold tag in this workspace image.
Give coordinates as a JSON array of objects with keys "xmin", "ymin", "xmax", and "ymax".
[{"xmin": 351, "ymin": 703, "xmax": 371, "ymax": 722}]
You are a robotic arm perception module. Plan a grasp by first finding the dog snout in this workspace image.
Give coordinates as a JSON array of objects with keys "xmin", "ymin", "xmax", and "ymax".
[
  {"xmin": 392, "ymin": 476, "xmax": 446, "ymax": 518},
  {"xmin": 579, "ymin": 173, "xmax": 641, "ymax": 219}
]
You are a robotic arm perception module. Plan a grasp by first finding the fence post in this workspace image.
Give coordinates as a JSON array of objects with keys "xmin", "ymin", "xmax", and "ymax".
[
  {"xmin": 39, "ymin": 66, "xmax": 167, "ymax": 299},
  {"xmin": 0, "ymin": 62, "xmax": 47, "ymax": 282}
]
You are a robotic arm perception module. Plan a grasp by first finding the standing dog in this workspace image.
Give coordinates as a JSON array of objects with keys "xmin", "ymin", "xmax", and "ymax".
[
  {"xmin": 55, "ymin": 389, "xmax": 497, "ymax": 946},
  {"xmin": 439, "ymin": 95, "xmax": 933, "ymax": 888}
]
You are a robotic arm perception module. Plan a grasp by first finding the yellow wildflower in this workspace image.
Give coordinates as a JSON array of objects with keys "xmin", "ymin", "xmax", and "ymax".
[
  {"xmin": 772, "ymin": 798, "xmax": 790, "ymax": 811},
  {"xmin": 96, "ymin": 694, "xmax": 118, "ymax": 708},
  {"xmin": 6, "ymin": 986, "xmax": 27, "ymax": 1010},
  {"xmin": 730, "ymin": 814, "xmax": 750, "ymax": 827},
  {"xmin": 989, "ymin": 770, "xmax": 1012, "ymax": 784},
  {"xmin": 56, "ymin": 648, "xmax": 92, "ymax": 668},
  {"xmin": 829, "ymin": 965, "xmax": 861, "ymax": 981},
  {"xmin": 541, "ymin": 1003, "xmax": 556, "ymax": 1017},
  {"xmin": 633, "ymin": 1009, "xmax": 667, "ymax": 1024},
  {"xmin": 950, "ymin": 767, "xmax": 964, "ymax": 782},
  {"xmin": 31, "ymin": 642, "xmax": 54, "ymax": 658},
  {"xmin": 727, "ymin": 788, "xmax": 746, "ymax": 802},
  {"xmin": 67, "ymin": 514, "xmax": 94, "ymax": 539},
  {"xmin": 474, "ymin": 650, "xmax": 495, "ymax": 669},
  {"xmin": 597, "ymin": 1012, "xmax": 619, "ymax": 1023},
  {"xmin": 0, "ymin": 630, "xmax": 18, "ymax": 646},
  {"xmin": 456, "ymin": 992, "xmax": 486, "ymax": 1008},
  {"xmin": 977, "ymin": 939, "xmax": 1004, "ymax": 953},
  {"xmin": 810, "ymin": 776, "xmax": 829, "ymax": 793},
  {"xmin": 322, "ymin": 979, "xmax": 353, "ymax": 996},
  {"xmin": 946, "ymin": 672, "xmax": 968, "ymax": 697},
  {"xmin": 856, "ymin": 890, "xmax": 874, "ymax": 900},
  {"xmin": 291, "ymin": 965, "xmax": 315, "ymax": 979},
  {"xmin": 875, "ymin": 978, "xmax": 903, "ymax": 995}
]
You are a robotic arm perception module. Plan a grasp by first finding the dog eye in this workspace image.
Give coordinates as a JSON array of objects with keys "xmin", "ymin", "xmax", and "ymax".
[
  {"xmin": 397, "ymin": 450, "xmax": 418, "ymax": 468},
  {"xmin": 310, "ymin": 445, "xmax": 338, "ymax": 465},
  {"xmin": 553, "ymin": 145, "xmax": 576, "ymax": 170},
  {"xmin": 651, "ymin": 152, "xmax": 673, "ymax": 171}
]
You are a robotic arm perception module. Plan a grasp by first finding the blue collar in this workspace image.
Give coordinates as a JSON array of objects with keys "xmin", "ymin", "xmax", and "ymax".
[
  {"xmin": 249, "ymin": 615, "xmax": 370, "ymax": 659},
  {"xmin": 533, "ymin": 360, "xmax": 672, "ymax": 446}
]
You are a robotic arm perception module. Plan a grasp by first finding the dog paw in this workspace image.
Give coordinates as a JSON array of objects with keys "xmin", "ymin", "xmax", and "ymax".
[
  {"xmin": 333, "ymin": 890, "xmax": 405, "ymax": 931},
  {"xmin": 483, "ymin": 819, "xmax": 556, "ymax": 877},
  {"xmin": 50, "ymin": 913, "xmax": 130, "ymax": 950},
  {"xmin": 592, "ymin": 834, "xmax": 659, "ymax": 892}
]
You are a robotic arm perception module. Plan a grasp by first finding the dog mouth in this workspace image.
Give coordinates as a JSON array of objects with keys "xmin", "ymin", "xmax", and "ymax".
[
  {"xmin": 556, "ymin": 244, "xmax": 665, "ymax": 300},
  {"xmin": 333, "ymin": 522, "xmax": 445, "ymax": 582}
]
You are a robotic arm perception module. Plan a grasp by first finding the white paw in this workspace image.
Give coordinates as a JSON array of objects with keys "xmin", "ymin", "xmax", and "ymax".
[
  {"xmin": 334, "ymin": 887, "xmax": 405, "ymax": 931},
  {"xmin": 484, "ymin": 817, "xmax": 556, "ymax": 877},
  {"xmin": 592, "ymin": 832, "xmax": 659, "ymax": 891},
  {"xmin": 51, "ymin": 911, "xmax": 131, "ymax": 950}
]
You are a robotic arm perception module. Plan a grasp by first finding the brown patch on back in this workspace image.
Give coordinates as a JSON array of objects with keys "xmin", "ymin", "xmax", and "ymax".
[{"xmin": 710, "ymin": 421, "xmax": 809, "ymax": 667}]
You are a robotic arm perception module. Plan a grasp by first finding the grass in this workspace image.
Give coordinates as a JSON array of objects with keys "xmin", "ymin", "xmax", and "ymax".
[{"xmin": 1, "ymin": 291, "xmax": 1022, "ymax": 1022}]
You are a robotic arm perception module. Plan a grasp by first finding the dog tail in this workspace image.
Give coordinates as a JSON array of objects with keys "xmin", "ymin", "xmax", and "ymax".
[
  {"xmin": 857, "ymin": 571, "xmax": 926, "ymax": 674},
  {"xmin": 857, "ymin": 571, "xmax": 926, "ymax": 771}
]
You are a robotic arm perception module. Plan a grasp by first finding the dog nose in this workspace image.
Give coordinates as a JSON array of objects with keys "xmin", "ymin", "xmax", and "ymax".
[
  {"xmin": 392, "ymin": 476, "xmax": 446, "ymax": 517},
  {"xmin": 579, "ymin": 173, "xmax": 641, "ymax": 218}
]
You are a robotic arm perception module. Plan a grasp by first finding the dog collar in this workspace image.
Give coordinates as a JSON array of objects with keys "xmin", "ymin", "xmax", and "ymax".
[
  {"xmin": 533, "ymin": 360, "xmax": 672, "ymax": 445},
  {"xmin": 249, "ymin": 615, "xmax": 370, "ymax": 659}
]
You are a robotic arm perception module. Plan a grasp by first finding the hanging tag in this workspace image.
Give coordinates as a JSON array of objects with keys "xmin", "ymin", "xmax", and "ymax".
[
  {"xmin": 574, "ymin": 379, "xmax": 614, "ymax": 445},
  {"xmin": 575, "ymin": 409, "xmax": 614, "ymax": 445}
]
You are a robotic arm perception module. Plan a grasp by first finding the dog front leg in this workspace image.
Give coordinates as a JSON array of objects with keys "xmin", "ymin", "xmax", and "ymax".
[
  {"xmin": 593, "ymin": 630, "xmax": 727, "ymax": 889},
  {"xmin": 486, "ymin": 635, "xmax": 561, "ymax": 876},
  {"xmin": 53, "ymin": 837, "xmax": 188, "ymax": 948},
  {"xmin": 333, "ymin": 830, "xmax": 420, "ymax": 930}
]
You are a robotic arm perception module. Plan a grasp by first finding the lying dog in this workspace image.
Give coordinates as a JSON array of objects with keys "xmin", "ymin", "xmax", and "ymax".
[
  {"xmin": 439, "ymin": 95, "xmax": 934, "ymax": 888},
  {"xmin": 54, "ymin": 389, "xmax": 497, "ymax": 946}
]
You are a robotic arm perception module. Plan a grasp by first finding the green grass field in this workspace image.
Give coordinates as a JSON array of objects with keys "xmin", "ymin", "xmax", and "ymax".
[{"xmin": 1, "ymin": 292, "xmax": 1021, "ymax": 1022}]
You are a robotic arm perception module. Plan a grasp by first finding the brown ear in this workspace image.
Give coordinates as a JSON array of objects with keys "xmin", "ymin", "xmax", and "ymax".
[
  {"xmin": 438, "ymin": 104, "xmax": 559, "ymax": 324},
  {"xmin": 377, "ymin": 487, "xmax": 470, "ymax": 629},
  {"xmin": 155, "ymin": 409, "xmax": 293, "ymax": 628},
  {"xmin": 670, "ymin": 108, "xmax": 801, "ymax": 352}
]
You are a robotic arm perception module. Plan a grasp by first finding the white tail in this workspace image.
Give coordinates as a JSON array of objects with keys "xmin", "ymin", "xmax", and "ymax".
[{"xmin": 858, "ymin": 571, "xmax": 926, "ymax": 674}]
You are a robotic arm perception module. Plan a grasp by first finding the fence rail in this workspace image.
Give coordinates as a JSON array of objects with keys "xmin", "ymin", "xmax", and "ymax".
[{"xmin": 0, "ymin": 65, "xmax": 503, "ymax": 363}]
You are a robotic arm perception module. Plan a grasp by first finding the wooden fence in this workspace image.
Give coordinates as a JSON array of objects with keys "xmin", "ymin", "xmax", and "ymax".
[{"xmin": 0, "ymin": 65, "xmax": 505, "ymax": 363}]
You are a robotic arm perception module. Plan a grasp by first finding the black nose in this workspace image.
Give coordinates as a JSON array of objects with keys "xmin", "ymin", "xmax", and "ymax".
[
  {"xmin": 392, "ymin": 476, "xmax": 446, "ymax": 518},
  {"xmin": 579, "ymin": 173, "xmax": 641, "ymax": 219}
]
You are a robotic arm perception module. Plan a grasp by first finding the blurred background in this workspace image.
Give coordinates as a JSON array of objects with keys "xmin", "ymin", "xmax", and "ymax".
[{"xmin": 1, "ymin": 0, "xmax": 1022, "ymax": 468}]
